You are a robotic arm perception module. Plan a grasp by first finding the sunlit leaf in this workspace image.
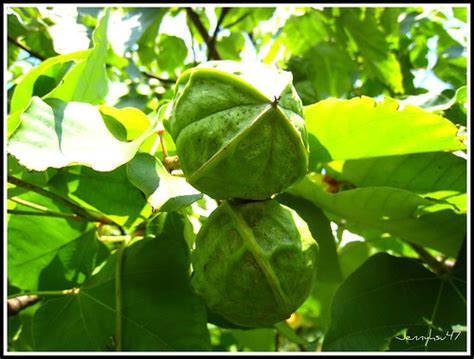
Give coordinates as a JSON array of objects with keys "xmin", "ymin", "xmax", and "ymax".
[
  {"xmin": 45, "ymin": 9, "xmax": 110, "ymax": 104},
  {"xmin": 8, "ymin": 97, "xmax": 155, "ymax": 172},
  {"xmin": 304, "ymin": 96, "xmax": 465, "ymax": 166},
  {"xmin": 127, "ymin": 153, "xmax": 202, "ymax": 212}
]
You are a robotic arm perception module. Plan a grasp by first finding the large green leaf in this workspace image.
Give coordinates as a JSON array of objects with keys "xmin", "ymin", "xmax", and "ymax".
[
  {"xmin": 287, "ymin": 175, "xmax": 465, "ymax": 256},
  {"xmin": 45, "ymin": 9, "xmax": 110, "ymax": 104},
  {"xmin": 7, "ymin": 97, "xmax": 155, "ymax": 172},
  {"xmin": 325, "ymin": 152, "xmax": 467, "ymax": 213},
  {"xmin": 126, "ymin": 153, "xmax": 202, "ymax": 212},
  {"xmin": 7, "ymin": 189, "xmax": 101, "ymax": 291},
  {"xmin": 323, "ymin": 252, "xmax": 466, "ymax": 351},
  {"xmin": 32, "ymin": 212, "xmax": 211, "ymax": 351},
  {"xmin": 32, "ymin": 265, "xmax": 116, "ymax": 350},
  {"xmin": 304, "ymin": 96, "xmax": 465, "ymax": 166}
]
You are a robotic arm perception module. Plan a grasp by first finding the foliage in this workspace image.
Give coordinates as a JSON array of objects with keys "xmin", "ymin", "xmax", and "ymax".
[{"xmin": 6, "ymin": 5, "xmax": 467, "ymax": 353}]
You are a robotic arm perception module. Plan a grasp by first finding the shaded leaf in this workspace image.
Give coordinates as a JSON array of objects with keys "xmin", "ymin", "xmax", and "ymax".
[
  {"xmin": 323, "ymin": 253, "xmax": 466, "ymax": 351},
  {"xmin": 48, "ymin": 165, "xmax": 149, "ymax": 228},
  {"xmin": 276, "ymin": 193, "xmax": 342, "ymax": 283},
  {"xmin": 287, "ymin": 174, "xmax": 465, "ymax": 256},
  {"xmin": 33, "ymin": 212, "xmax": 210, "ymax": 350},
  {"xmin": 339, "ymin": 9, "xmax": 403, "ymax": 93},
  {"xmin": 8, "ymin": 207, "xmax": 95, "ymax": 290}
]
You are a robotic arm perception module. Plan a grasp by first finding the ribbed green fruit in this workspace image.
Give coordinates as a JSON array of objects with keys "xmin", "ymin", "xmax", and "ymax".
[
  {"xmin": 191, "ymin": 199, "xmax": 319, "ymax": 328},
  {"xmin": 165, "ymin": 60, "xmax": 309, "ymax": 200}
]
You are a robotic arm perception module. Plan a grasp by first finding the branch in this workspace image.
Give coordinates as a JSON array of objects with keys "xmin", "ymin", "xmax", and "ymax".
[
  {"xmin": 186, "ymin": 8, "xmax": 221, "ymax": 60},
  {"xmin": 7, "ymin": 35, "xmax": 46, "ymax": 61},
  {"xmin": 207, "ymin": 7, "xmax": 231, "ymax": 61},
  {"xmin": 8, "ymin": 175, "xmax": 111, "ymax": 224},
  {"xmin": 409, "ymin": 242, "xmax": 450, "ymax": 276},
  {"xmin": 141, "ymin": 71, "xmax": 176, "ymax": 84}
]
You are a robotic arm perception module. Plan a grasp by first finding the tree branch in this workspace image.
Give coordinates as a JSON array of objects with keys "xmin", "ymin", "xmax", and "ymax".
[
  {"xmin": 207, "ymin": 7, "xmax": 231, "ymax": 61},
  {"xmin": 7, "ymin": 35, "xmax": 46, "ymax": 61},
  {"xmin": 186, "ymin": 8, "xmax": 221, "ymax": 60},
  {"xmin": 408, "ymin": 242, "xmax": 450, "ymax": 276},
  {"xmin": 8, "ymin": 295, "xmax": 40, "ymax": 316},
  {"xmin": 141, "ymin": 71, "xmax": 176, "ymax": 84}
]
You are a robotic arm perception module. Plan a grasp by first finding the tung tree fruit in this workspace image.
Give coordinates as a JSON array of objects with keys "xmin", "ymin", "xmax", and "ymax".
[
  {"xmin": 191, "ymin": 199, "xmax": 319, "ymax": 327},
  {"xmin": 164, "ymin": 60, "xmax": 309, "ymax": 200}
]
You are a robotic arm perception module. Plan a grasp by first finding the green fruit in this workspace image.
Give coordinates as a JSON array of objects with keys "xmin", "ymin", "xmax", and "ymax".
[
  {"xmin": 165, "ymin": 60, "xmax": 309, "ymax": 200},
  {"xmin": 191, "ymin": 199, "xmax": 318, "ymax": 328}
]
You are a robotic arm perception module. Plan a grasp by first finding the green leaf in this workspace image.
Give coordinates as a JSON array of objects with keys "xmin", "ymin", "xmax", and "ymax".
[
  {"xmin": 287, "ymin": 175, "xmax": 465, "ymax": 256},
  {"xmin": 32, "ymin": 274, "xmax": 116, "ymax": 350},
  {"xmin": 8, "ymin": 200, "xmax": 96, "ymax": 290},
  {"xmin": 338, "ymin": 241, "xmax": 373, "ymax": 278},
  {"xmin": 98, "ymin": 105, "xmax": 151, "ymax": 141},
  {"xmin": 8, "ymin": 97, "xmax": 155, "ymax": 172},
  {"xmin": 127, "ymin": 153, "xmax": 202, "ymax": 212},
  {"xmin": 156, "ymin": 34, "xmax": 188, "ymax": 75},
  {"xmin": 33, "ymin": 212, "xmax": 211, "ymax": 350},
  {"xmin": 325, "ymin": 152, "xmax": 467, "ymax": 213},
  {"xmin": 323, "ymin": 252, "xmax": 466, "ymax": 351},
  {"xmin": 287, "ymin": 43, "xmax": 356, "ymax": 103},
  {"xmin": 304, "ymin": 96, "xmax": 465, "ymax": 165},
  {"xmin": 280, "ymin": 11, "xmax": 328, "ymax": 56},
  {"xmin": 44, "ymin": 9, "xmax": 110, "ymax": 104},
  {"xmin": 108, "ymin": 8, "xmax": 166, "ymax": 57},
  {"xmin": 121, "ymin": 212, "xmax": 210, "ymax": 350},
  {"xmin": 8, "ymin": 50, "xmax": 90, "ymax": 136},
  {"xmin": 276, "ymin": 193, "xmax": 342, "ymax": 283},
  {"xmin": 230, "ymin": 328, "xmax": 275, "ymax": 351},
  {"xmin": 48, "ymin": 165, "xmax": 149, "ymax": 228},
  {"xmin": 216, "ymin": 33, "xmax": 245, "ymax": 61},
  {"xmin": 339, "ymin": 9, "xmax": 403, "ymax": 93}
]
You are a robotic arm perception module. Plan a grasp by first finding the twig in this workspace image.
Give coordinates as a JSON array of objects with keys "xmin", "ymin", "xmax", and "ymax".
[
  {"xmin": 223, "ymin": 12, "xmax": 250, "ymax": 29},
  {"xmin": 142, "ymin": 71, "xmax": 176, "ymax": 84},
  {"xmin": 7, "ymin": 35, "xmax": 46, "ymax": 61},
  {"xmin": 9, "ymin": 196, "xmax": 83, "ymax": 220},
  {"xmin": 207, "ymin": 7, "xmax": 231, "ymax": 61},
  {"xmin": 186, "ymin": 8, "xmax": 221, "ymax": 60},
  {"xmin": 7, "ymin": 209, "xmax": 83, "ymax": 221},
  {"xmin": 408, "ymin": 242, "xmax": 449, "ymax": 276},
  {"xmin": 8, "ymin": 175, "xmax": 111, "ymax": 223}
]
